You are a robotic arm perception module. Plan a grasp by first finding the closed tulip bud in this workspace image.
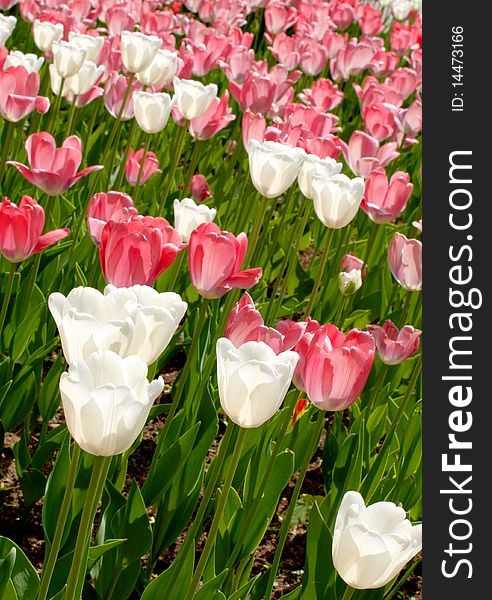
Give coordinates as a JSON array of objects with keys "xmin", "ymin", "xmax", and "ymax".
[
  {"xmin": 133, "ymin": 91, "xmax": 175, "ymax": 134},
  {"xmin": 60, "ymin": 350, "xmax": 164, "ymax": 456},
  {"xmin": 173, "ymin": 197, "xmax": 216, "ymax": 242},
  {"xmin": 120, "ymin": 31, "xmax": 162, "ymax": 74},
  {"xmin": 52, "ymin": 41, "xmax": 87, "ymax": 79},
  {"xmin": 190, "ymin": 173, "xmax": 212, "ymax": 202},
  {"xmin": 388, "ymin": 233, "xmax": 422, "ymax": 291},
  {"xmin": 333, "ymin": 491, "xmax": 422, "ymax": 589},
  {"xmin": 173, "ymin": 77, "xmax": 218, "ymax": 120},
  {"xmin": 68, "ymin": 32, "xmax": 104, "ymax": 62},
  {"xmin": 248, "ymin": 140, "xmax": 306, "ymax": 199},
  {"xmin": 311, "ymin": 174, "xmax": 364, "ymax": 229},
  {"xmin": 136, "ymin": 49, "xmax": 178, "ymax": 87},
  {"xmin": 49, "ymin": 285, "xmax": 187, "ymax": 365},
  {"xmin": 298, "ymin": 154, "xmax": 343, "ymax": 200},
  {"xmin": 339, "ymin": 269, "xmax": 362, "ymax": 296},
  {"xmin": 65, "ymin": 61, "xmax": 105, "ymax": 96},
  {"xmin": 125, "ymin": 148, "xmax": 161, "ymax": 186},
  {"xmin": 367, "ymin": 320, "xmax": 421, "ymax": 365},
  {"xmin": 0, "ymin": 14, "xmax": 16, "ymax": 46},
  {"xmin": 216, "ymin": 338, "xmax": 299, "ymax": 428},
  {"xmin": 4, "ymin": 51, "xmax": 44, "ymax": 73},
  {"xmin": 32, "ymin": 19, "xmax": 63, "ymax": 52}
]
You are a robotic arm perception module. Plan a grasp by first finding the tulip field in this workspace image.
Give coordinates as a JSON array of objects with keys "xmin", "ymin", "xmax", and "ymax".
[{"xmin": 0, "ymin": 1, "xmax": 422, "ymax": 599}]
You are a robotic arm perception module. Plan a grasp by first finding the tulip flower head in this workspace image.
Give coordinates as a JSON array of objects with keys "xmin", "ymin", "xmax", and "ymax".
[
  {"xmin": 32, "ymin": 19, "xmax": 63, "ymax": 53},
  {"xmin": 120, "ymin": 31, "xmax": 162, "ymax": 73},
  {"xmin": 136, "ymin": 49, "xmax": 179, "ymax": 87},
  {"xmin": 190, "ymin": 173, "xmax": 212, "ymax": 202},
  {"xmin": 52, "ymin": 41, "xmax": 87, "ymax": 79},
  {"xmin": 339, "ymin": 269, "xmax": 362, "ymax": 296},
  {"xmin": 0, "ymin": 196, "xmax": 69, "ymax": 262},
  {"xmin": 188, "ymin": 223, "xmax": 263, "ymax": 299},
  {"xmin": 298, "ymin": 154, "xmax": 343, "ymax": 200},
  {"xmin": 87, "ymin": 191, "xmax": 138, "ymax": 246},
  {"xmin": 0, "ymin": 65, "xmax": 49, "ymax": 122},
  {"xmin": 311, "ymin": 173, "xmax": 365, "ymax": 229},
  {"xmin": 133, "ymin": 91, "xmax": 175, "ymax": 134},
  {"xmin": 49, "ymin": 285, "xmax": 187, "ymax": 365},
  {"xmin": 125, "ymin": 148, "xmax": 161, "ymax": 186},
  {"xmin": 173, "ymin": 77, "xmax": 218, "ymax": 120},
  {"xmin": 216, "ymin": 338, "xmax": 299, "ymax": 428},
  {"xmin": 60, "ymin": 350, "xmax": 164, "ymax": 456},
  {"xmin": 4, "ymin": 51, "xmax": 44, "ymax": 73},
  {"xmin": 7, "ymin": 133, "xmax": 103, "ymax": 196},
  {"xmin": 333, "ymin": 491, "xmax": 422, "ymax": 589},
  {"xmin": 0, "ymin": 14, "xmax": 16, "ymax": 46},
  {"xmin": 173, "ymin": 197, "xmax": 216, "ymax": 242},
  {"xmin": 388, "ymin": 232, "xmax": 422, "ymax": 292},
  {"xmin": 368, "ymin": 320, "xmax": 421, "ymax": 365},
  {"xmin": 361, "ymin": 168, "xmax": 413, "ymax": 224}
]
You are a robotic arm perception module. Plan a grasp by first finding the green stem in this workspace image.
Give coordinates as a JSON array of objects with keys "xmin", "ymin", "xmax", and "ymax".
[
  {"xmin": 0, "ymin": 262, "xmax": 16, "ymax": 338},
  {"xmin": 37, "ymin": 443, "xmax": 82, "ymax": 600},
  {"xmin": 262, "ymin": 188, "xmax": 297, "ymax": 281},
  {"xmin": 182, "ymin": 139, "xmax": 202, "ymax": 197},
  {"xmin": 341, "ymin": 586, "xmax": 356, "ymax": 600},
  {"xmin": 66, "ymin": 100, "xmax": 78, "ymax": 136},
  {"xmin": 363, "ymin": 221, "xmax": 379, "ymax": 267},
  {"xmin": 133, "ymin": 133, "xmax": 152, "ymax": 202},
  {"xmin": 263, "ymin": 410, "xmax": 325, "ymax": 599},
  {"xmin": 0, "ymin": 121, "xmax": 15, "ymax": 172},
  {"xmin": 167, "ymin": 248, "xmax": 186, "ymax": 293},
  {"xmin": 244, "ymin": 195, "xmax": 270, "ymax": 265},
  {"xmin": 114, "ymin": 118, "xmax": 138, "ymax": 190},
  {"xmin": 304, "ymin": 228, "xmax": 336, "ymax": 317},
  {"xmin": 47, "ymin": 82, "xmax": 65, "ymax": 134},
  {"xmin": 398, "ymin": 292, "xmax": 412, "ymax": 328},
  {"xmin": 64, "ymin": 454, "xmax": 111, "ymax": 600},
  {"xmin": 158, "ymin": 124, "xmax": 187, "ymax": 215},
  {"xmin": 184, "ymin": 426, "xmax": 247, "ymax": 600}
]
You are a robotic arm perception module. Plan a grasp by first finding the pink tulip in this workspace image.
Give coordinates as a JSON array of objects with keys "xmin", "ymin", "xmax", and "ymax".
[
  {"xmin": 322, "ymin": 30, "xmax": 347, "ymax": 59},
  {"xmin": 125, "ymin": 148, "xmax": 161, "ymax": 187},
  {"xmin": 104, "ymin": 71, "xmax": 142, "ymax": 120},
  {"xmin": 390, "ymin": 22, "xmax": 420, "ymax": 55},
  {"xmin": 189, "ymin": 90, "xmax": 236, "ymax": 140},
  {"xmin": 7, "ymin": 133, "xmax": 102, "ymax": 197},
  {"xmin": 388, "ymin": 233, "xmax": 422, "ymax": 292},
  {"xmin": 303, "ymin": 135, "xmax": 343, "ymax": 160},
  {"xmin": 303, "ymin": 326, "xmax": 375, "ymax": 411},
  {"xmin": 357, "ymin": 4, "xmax": 383, "ymax": 36},
  {"xmin": 354, "ymin": 76, "xmax": 404, "ymax": 112},
  {"xmin": 265, "ymin": 2, "xmax": 297, "ymax": 35},
  {"xmin": 191, "ymin": 36, "xmax": 231, "ymax": 77},
  {"xmin": 188, "ymin": 222, "xmax": 262, "ymax": 299},
  {"xmin": 87, "ymin": 191, "xmax": 138, "ymax": 246},
  {"xmin": 230, "ymin": 72, "xmax": 276, "ymax": 115},
  {"xmin": 398, "ymin": 97, "xmax": 422, "ymax": 136},
  {"xmin": 340, "ymin": 130, "xmax": 399, "ymax": 178},
  {"xmin": 298, "ymin": 78, "xmax": 344, "ymax": 112},
  {"xmin": 329, "ymin": 0, "xmax": 357, "ymax": 30},
  {"xmin": 299, "ymin": 41, "xmax": 328, "ymax": 76},
  {"xmin": 367, "ymin": 320, "xmax": 421, "ymax": 366},
  {"xmin": 369, "ymin": 50, "xmax": 400, "ymax": 78},
  {"xmin": 361, "ymin": 168, "xmax": 413, "ymax": 224},
  {"xmin": 242, "ymin": 110, "xmax": 266, "ymax": 148},
  {"xmin": 224, "ymin": 293, "xmax": 285, "ymax": 353},
  {"xmin": 330, "ymin": 38, "xmax": 375, "ymax": 81},
  {"xmin": 0, "ymin": 196, "xmax": 69, "ymax": 263},
  {"xmin": 99, "ymin": 216, "xmax": 184, "ymax": 287},
  {"xmin": 387, "ymin": 68, "xmax": 418, "ymax": 100},
  {"xmin": 364, "ymin": 103, "xmax": 397, "ymax": 142},
  {"xmin": 220, "ymin": 46, "xmax": 255, "ymax": 83},
  {"xmin": 0, "ymin": 65, "xmax": 49, "ymax": 123},
  {"xmin": 190, "ymin": 174, "xmax": 212, "ymax": 202},
  {"xmin": 269, "ymin": 33, "xmax": 300, "ymax": 70},
  {"xmin": 340, "ymin": 254, "xmax": 366, "ymax": 279}
]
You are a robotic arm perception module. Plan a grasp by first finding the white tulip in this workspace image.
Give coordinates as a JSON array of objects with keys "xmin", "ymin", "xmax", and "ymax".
[
  {"xmin": 120, "ymin": 31, "xmax": 162, "ymax": 74},
  {"xmin": 0, "ymin": 14, "xmax": 16, "ymax": 46},
  {"xmin": 133, "ymin": 91, "xmax": 175, "ymax": 134},
  {"xmin": 247, "ymin": 140, "xmax": 306, "ymax": 198},
  {"xmin": 333, "ymin": 491, "xmax": 422, "ymax": 589},
  {"xmin": 311, "ymin": 174, "xmax": 364, "ymax": 229},
  {"xmin": 52, "ymin": 40, "xmax": 87, "ymax": 79},
  {"xmin": 216, "ymin": 338, "xmax": 298, "ymax": 429},
  {"xmin": 136, "ymin": 49, "xmax": 179, "ymax": 87},
  {"xmin": 64, "ymin": 61, "xmax": 105, "ymax": 96},
  {"xmin": 60, "ymin": 350, "xmax": 164, "ymax": 456},
  {"xmin": 32, "ymin": 19, "xmax": 63, "ymax": 52},
  {"xmin": 48, "ymin": 285, "xmax": 187, "ymax": 366},
  {"xmin": 392, "ymin": 0, "xmax": 413, "ymax": 20},
  {"xmin": 298, "ymin": 154, "xmax": 343, "ymax": 200},
  {"xmin": 4, "ymin": 51, "xmax": 44, "ymax": 73},
  {"xmin": 173, "ymin": 77, "xmax": 218, "ymax": 120},
  {"xmin": 339, "ymin": 269, "xmax": 362, "ymax": 296},
  {"xmin": 173, "ymin": 198, "xmax": 217, "ymax": 242},
  {"xmin": 68, "ymin": 32, "xmax": 104, "ymax": 62}
]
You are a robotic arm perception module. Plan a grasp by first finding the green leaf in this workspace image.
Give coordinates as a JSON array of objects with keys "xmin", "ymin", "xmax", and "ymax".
[
  {"xmin": 0, "ymin": 537, "xmax": 39, "ymax": 600},
  {"xmin": 228, "ymin": 575, "xmax": 260, "ymax": 600},
  {"xmin": 20, "ymin": 469, "xmax": 47, "ymax": 508},
  {"xmin": 10, "ymin": 300, "xmax": 45, "ymax": 361},
  {"xmin": 0, "ymin": 548, "xmax": 16, "ymax": 599},
  {"xmin": 43, "ymin": 432, "xmax": 72, "ymax": 544},
  {"xmin": 141, "ymin": 543, "xmax": 194, "ymax": 600},
  {"xmin": 87, "ymin": 539, "xmax": 127, "ymax": 570},
  {"xmin": 38, "ymin": 353, "xmax": 65, "ymax": 422},
  {"xmin": 195, "ymin": 569, "xmax": 229, "ymax": 599}
]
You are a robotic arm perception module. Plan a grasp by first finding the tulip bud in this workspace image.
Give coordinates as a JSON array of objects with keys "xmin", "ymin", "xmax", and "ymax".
[
  {"xmin": 52, "ymin": 41, "xmax": 87, "ymax": 79},
  {"xmin": 120, "ymin": 31, "xmax": 162, "ymax": 74},
  {"xmin": 32, "ymin": 19, "xmax": 63, "ymax": 53},
  {"xmin": 68, "ymin": 32, "xmax": 104, "ymax": 62},
  {"xmin": 190, "ymin": 174, "xmax": 212, "ymax": 202},
  {"xmin": 311, "ymin": 174, "xmax": 365, "ymax": 229},
  {"xmin": 49, "ymin": 285, "xmax": 187, "ymax": 365},
  {"xmin": 125, "ymin": 148, "xmax": 161, "ymax": 186},
  {"xmin": 136, "ymin": 49, "xmax": 179, "ymax": 87},
  {"xmin": 247, "ymin": 140, "xmax": 306, "ymax": 199},
  {"xmin": 59, "ymin": 350, "xmax": 164, "ymax": 456},
  {"xmin": 4, "ymin": 51, "xmax": 44, "ymax": 74},
  {"xmin": 173, "ymin": 197, "xmax": 216, "ymax": 242},
  {"xmin": 133, "ymin": 91, "xmax": 175, "ymax": 134},
  {"xmin": 173, "ymin": 77, "xmax": 218, "ymax": 120},
  {"xmin": 298, "ymin": 154, "xmax": 343, "ymax": 200},
  {"xmin": 0, "ymin": 14, "xmax": 16, "ymax": 46},
  {"xmin": 388, "ymin": 232, "xmax": 422, "ymax": 292},
  {"xmin": 338, "ymin": 269, "xmax": 362, "ymax": 296},
  {"xmin": 333, "ymin": 491, "xmax": 422, "ymax": 589},
  {"xmin": 216, "ymin": 338, "xmax": 299, "ymax": 428}
]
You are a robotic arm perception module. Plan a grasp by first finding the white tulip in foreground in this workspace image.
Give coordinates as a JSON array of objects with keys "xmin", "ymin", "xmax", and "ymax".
[
  {"xmin": 52, "ymin": 40, "xmax": 87, "ymax": 79},
  {"xmin": 60, "ymin": 351, "xmax": 164, "ymax": 456},
  {"xmin": 49, "ymin": 285, "xmax": 187, "ymax": 365},
  {"xmin": 216, "ymin": 338, "xmax": 299, "ymax": 428},
  {"xmin": 137, "ymin": 49, "xmax": 179, "ymax": 87},
  {"xmin": 120, "ymin": 31, "xmax": 162, "ymax": 74},
  {"xmin": 311, "ymin": 173, "xmax": 365, "ymax": 229},
  {"xmin": 333, "ymin": 491, "xmax": 422, "ymax": 590},
  {"xmin": 32, "ymin": 19, "xmax": 63, "ymax": 53},
  {"xmin": 172, "ymin": 77, "xmax": 218, "ymax": 120},
  {"xmin": 68, "ymin": 32, "xmax": 104, "ymax": 63},
  {"xmin": 247, "ymin": 139, "xmax": 306, "ymax": 199},
  {"xmin": 173, "ymin": 197, "xmax": 216, "ymax": 242},
  {"xmin": 133, "ymin": 91, "xmax": 175, "ymax": 134},
  {"xmin": 298, "ymin": 154, "xmax": 343, "ymax": 200},
  {"xmin": 4, "ymin": 50, "xmax": 44, "ymax": 73}
]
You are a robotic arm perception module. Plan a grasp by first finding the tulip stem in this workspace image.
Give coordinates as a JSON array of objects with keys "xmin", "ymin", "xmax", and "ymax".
[
  {"xmin": 64, "ymin": 453, "xmax": 111, "ymax": 600},
  {"xmin": 0, "ymin": 120, "xmax": 15, "ymax": 174},
  {"xmin": 114, "ymin": 117, "xmax": 138, "ymax": 190},
  {"xmin": 363, "ymin": 221, "xmax": 379, "ymax": 267},
  {"xmin": 263, "ymin": 409, "xmax": 325, "ymax": 600},
  {"xmin": 0, "ymin": 262, "xmax": 16, "ymax": 338},
  {"xmin": 398, "ymin": 292, "xmax": 413, "ymax": 328},
  {"xmin": 66, "ymin": 100, "xmax": 78, "ymax": 136},
  {"xmin": 184, "ymin": 425, "xmax": 247, "ymax": 600},
  {"xmin": 342, "ymin": 586, "xmax": 356, "ymax": 600},
  {"xmin": 262, "ymin": 187, "xmax": 297, "ymax": 281},
  {"xmin": 304, "ymin": 227, "xmax": 336, "ymax": 317},
  {"xmin": 48, "ymin": 81, "xmax": 65, "ymax": 135},
  {"xmin": 158, "ymin": 124, "xmax": 187, "ymax": 215},
  {"xmin": 37, "ymin": 442, "xmax": 82, "ymax": 600},
  {"xmin": 182, "ymin": 139, "xmax": 202, "ymax": 197},
  {"xmin": 134, "ymin": 133, "xmax": 152, "ymax": 202},
  {"xmin": 244, "ymin": 195, "xmax": 269, "ymax": 266}
]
